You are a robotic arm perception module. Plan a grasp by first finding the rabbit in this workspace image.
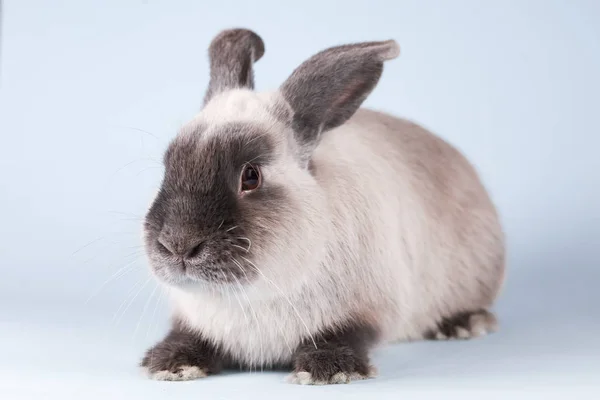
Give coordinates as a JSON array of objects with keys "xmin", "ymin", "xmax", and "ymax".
[{"xmin": 139, "ymin": 28, "xmax": 505, "ymax": 385}]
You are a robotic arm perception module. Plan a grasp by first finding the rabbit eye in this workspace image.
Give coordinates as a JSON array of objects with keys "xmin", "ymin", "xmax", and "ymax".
[{"xmin": 241, "ymin": 164, "xmax": 261, "ymax": 192}]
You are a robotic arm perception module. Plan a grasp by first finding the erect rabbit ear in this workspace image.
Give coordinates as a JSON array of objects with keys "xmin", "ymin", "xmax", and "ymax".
[
  {"xmin": 279, "ymin": 39, "xmax": 399, "ymax": 160},
  {"xmin": 203, "ymin": 29, "xmax": 265, "ymax": 106}
]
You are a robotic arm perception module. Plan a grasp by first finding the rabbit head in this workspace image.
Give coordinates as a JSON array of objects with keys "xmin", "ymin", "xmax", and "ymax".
[{"xmin": 143, "ymin": 28, "xmax": 399, "ymax": 292}]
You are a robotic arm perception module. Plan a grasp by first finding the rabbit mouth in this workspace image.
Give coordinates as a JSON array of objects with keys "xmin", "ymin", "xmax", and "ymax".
[
  {"xmin": 182, "ymin": 258, "xmax": 257, "ymax": 285},
  {"xmin": 149, "ymin": 255, "xmax": 259, "ymax": 288}
]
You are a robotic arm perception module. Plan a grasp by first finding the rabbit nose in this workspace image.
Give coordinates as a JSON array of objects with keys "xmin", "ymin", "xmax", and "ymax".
[{"xmin": 157, "ymin": 233, "xmax": 206, "ymax": 260}]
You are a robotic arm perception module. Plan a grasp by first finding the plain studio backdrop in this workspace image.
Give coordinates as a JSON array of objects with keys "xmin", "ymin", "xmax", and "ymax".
[{"xmin": 0, "ymin": 1, "xmax": 599, "ymax": 399}]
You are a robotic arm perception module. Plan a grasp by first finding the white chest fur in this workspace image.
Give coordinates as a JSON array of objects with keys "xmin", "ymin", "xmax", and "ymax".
[{"xmin": 170, "ymin": 284, "xmax": 349, "ymax": 367}]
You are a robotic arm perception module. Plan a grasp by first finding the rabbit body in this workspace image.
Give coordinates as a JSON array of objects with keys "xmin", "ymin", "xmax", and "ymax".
[{"xmin": 167, "ymin": 100, "xmax": 504, "ymax": 367}]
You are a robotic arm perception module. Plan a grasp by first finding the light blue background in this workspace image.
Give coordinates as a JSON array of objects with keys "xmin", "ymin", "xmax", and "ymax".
[{"xmin": 0, "ymin": 1, "xmax": 598, "ymax": 399}]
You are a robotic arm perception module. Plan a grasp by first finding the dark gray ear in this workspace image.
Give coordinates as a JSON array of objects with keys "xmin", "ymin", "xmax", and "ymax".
[
  {"xmin": 203, "ymin": 29, "xmax": 265, "ymax": 105},
  {"xmin": 280, "ymin": 39, "xmax": 399, "ymax": 159}
]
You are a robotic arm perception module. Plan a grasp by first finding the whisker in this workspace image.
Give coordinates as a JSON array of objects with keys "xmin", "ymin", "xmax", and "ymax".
[
  {"xmin": 240, "ymin": 256, "xmax": 317, "ymax": 349},
  {"xmin": 148, "ymin": 287, "xmax": 169, "ymax": 367},
  {"xmin": 217, "ymin": 219, "xmax": 225, "ymax": 230},
  {"xmin": 232, "ymin": 244, "xmax": 248, "ymax": 253},
  {"xmin": 114, "ymin": 277, "xmax": 152, "ymax": 326},
  {"xmin": 237, "ymin": 237, "xmax": 251, "ymax": 252},
  {"xmin": 112, "ymin": 279, "xmax": 144, "ymax": 321},
  {"xmin": 120, "ymin": 249, "xmax": 145, "ymax": 259},
  {"xmin": 231, "ymin": 257, "xmax": 294, "ymax": 357},
  {"xmin": 84, "ymin": 258, "xmax": 141, "ymax": 305},
  {"xmin": 232, "ymin": 273, "xmax": 265, "ymax": 372},
  {"xmin": 221, "ymin": 278, "xmax": 233, "ymax": 309},
  {"xmin": 71, "ymin": 237, "xmax": 105, "ymax": 256},
  {"xmin": 230, "ymin": 258, "xmax": 250, "ymax": 285},
  {"xmin": 146, "ymin": 286, "xmax": 165, "ymax": 341},
  {"xmin": 224, "ymin": 271, "xmax": 250, "ymax": 324},
  {"xmin": 108, "ymin": 158, "xmax": 158, "ymax": 179},
  {"xmin": 79, "ymin": 252, "xmax": 104, "ymax": 266},
  {"xmin": 226, "ymin": 225, "xmax": 238, "ymax": 233},
  {"xmin": 119, "ymin": 244, "xmax": 145, "ymax": 250},
  {"xmin": 108, "ymin": 210, "xmax": 143, "ymax": 218},
  {"xmin": 113, "ymin": 125, "xmax": 163, "ymax": 142},
  {"xmin": 244, "ymin": 118, "xmax": 283, "ymax": 149},
  {"xmin": 115, "ymin": 217, "xmax": 144, "ymax": 222},
  {"xmin": 245, "ymin": 127, "xmax": 275, "ymax": 147},
  {"xmin": 243, "ymin": 150, "xmax": 271, "ymax": 165},
  {"xmin": 132, "ymin": 283, "xmax": 160, "ymax": 339},
  {"xmin": 135, "ymin": 166, "xmax": 163, "ymax": 177}
]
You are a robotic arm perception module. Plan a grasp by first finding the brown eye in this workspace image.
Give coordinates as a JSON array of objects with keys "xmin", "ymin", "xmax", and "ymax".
[{"xmin": 241, "ymin": 164, "xmax": 261, "ymax": 192}]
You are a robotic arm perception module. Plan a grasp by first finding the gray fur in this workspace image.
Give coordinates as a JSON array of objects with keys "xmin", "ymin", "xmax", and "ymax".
[
  {"xmin": 280, "ymin": 40, "xmax": 399, "ymax": 164},
  {"xmin": 203, "ymin": 28, "xmax": 265, "ymax": 105}
]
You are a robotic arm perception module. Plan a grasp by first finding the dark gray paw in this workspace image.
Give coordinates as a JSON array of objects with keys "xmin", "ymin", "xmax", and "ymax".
[
  {"xmin": 287, "ymin": 344, "xmax": 377, "ymax": 385},
  {"xmin": 425, "ymin": 309, "xmax": 498, "ymax": 340},
  {"xmin": 140, "ymin": 329, "xmax": 222, "ymax": 381}
]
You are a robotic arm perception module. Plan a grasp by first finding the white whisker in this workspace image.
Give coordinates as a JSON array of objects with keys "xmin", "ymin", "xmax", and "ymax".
[
  {"xmin": 243, "ymin": 150, "xmax": 271, "ymax": 165},
  {"xmin": 71, "ymin": 236, "xmax": 105, "ymax": 256},
  {"xmin": 135, "ymin": 166, "xmax": 162, "ymax": 177},
  {"xmin": 237, "ymin": 237, "xmax": 252, "ymax": 252},
  {"xmin": 240, "ymin": 256, "xmax": 317, "ymax": 349},
  {"xmin": 226, "ymin": 225, "xmax": 238, "ymax": 233},
  {"xmin": 232, "ymin": 244, "xmax": 248, "ymax": 253},
  {"xmin": 231, "ymin": 257, "xmax": 294, "ymax": 356},
  {"xmin": 84, "ymin": 259, "xmax": 140, "ymax": 305},
  {"xmin": 108, "ymin": 210, "xmax": 143, "ymax": 218},
  {"xmin": 132, "ymin": 283, "xmax": 159, "ymax": 339},
  {"xmin": 232, "ymin": 273, "xmax": 265, "ymax": 372},
  {"xmin": 107, "ymin": 158, "xmax": 160, "ymax": 182},
  {"xmin": 114, "ymin": 125, "xmax": 163, "ymax": 142},
  {"xmin": 147, "ymin": 287, "xmax": 168, "ymax": 368},
  {"xmin": 224, "ymin": 271, "xmax": 250, "ymax": 324},
  {"xmin": 146, "ymin": 286, "xmax": 165, "ymax": 341},
  {"xmin": 114, "ymin": 277, "xmax": 152, "ymax": 326},
  {"xmin": 230, "ymin": 258, "xmax": 250, "ymax": 285},
  {"xmin": 111, "ymin": 278, "xmax": 144, "ymax": 321},
  {"xmin": 222, "ymin": 279, "xmax": 233, "ymax": 308}
]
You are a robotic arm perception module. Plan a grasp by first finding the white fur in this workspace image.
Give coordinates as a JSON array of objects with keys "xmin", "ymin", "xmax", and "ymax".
[
  {"xmin": 147, "ymin": 366, "xmax": 207, "ymax": 381},
  {"xmin": 429, "ymin": 310, "xmax": 498, "ymax": 340},
  {"xmin": 286, "ymin": 366, "xmax": 377, "ymax": 385},
  {"xmin": 180, "ymin": 90, "xmax": 282, "ymax": 140},
  {"xmin": 164, "ymin": 90, "xmax": 505, "ymax": 368}
]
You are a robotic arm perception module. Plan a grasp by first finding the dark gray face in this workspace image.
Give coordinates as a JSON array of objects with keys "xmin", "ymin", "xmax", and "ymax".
[{"xmin": 144, "ymin": 122, "xmax": 286, "ymax": 287}]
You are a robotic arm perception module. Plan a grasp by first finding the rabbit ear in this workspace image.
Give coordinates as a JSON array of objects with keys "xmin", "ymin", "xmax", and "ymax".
[
  {"xmin": 203, "ymin": 29, "xmax": 265, "ymax": 105},
  {"xmin": 279, "ymin": 40, "xmax": 399, "ymax": 160}
]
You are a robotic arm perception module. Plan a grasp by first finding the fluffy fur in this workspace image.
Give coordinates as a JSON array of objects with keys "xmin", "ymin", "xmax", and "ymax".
[{"xmin": 140, "ymin": 28, "xmax": 505, "ymax": 384}]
